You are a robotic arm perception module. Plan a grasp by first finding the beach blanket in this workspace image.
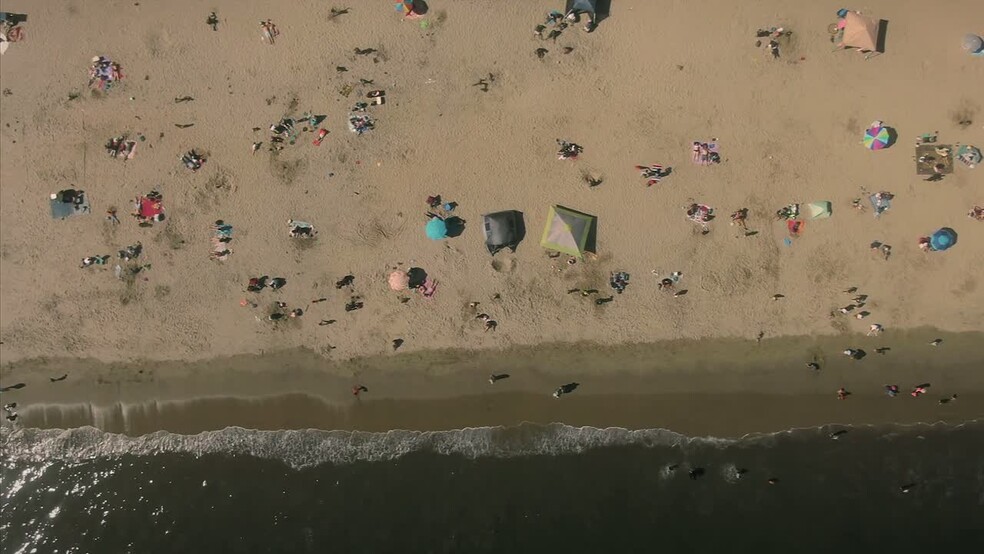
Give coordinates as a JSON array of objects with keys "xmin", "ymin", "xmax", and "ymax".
[
  {"xmin": 49, "ymin": 191, "xmax": 90, "ymax": 220},
  {"xmin": 869, "ymin": 193, "xmax": 892, "ymax": 218},
  {"xmin": 691, "ymin": 141, "xmax": 720, "ymax": 165},
  {"xmin": 915, "ymin": 144, "xmax": 953, "ymax": 175}
]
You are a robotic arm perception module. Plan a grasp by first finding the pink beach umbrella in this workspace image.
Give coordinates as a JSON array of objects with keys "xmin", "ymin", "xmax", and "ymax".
[{"xmin": 388, "ymin": 270, "xmax": 409, "ymax": 291}]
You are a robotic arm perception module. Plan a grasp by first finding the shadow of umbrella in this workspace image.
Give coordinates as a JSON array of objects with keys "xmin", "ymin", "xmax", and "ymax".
[{"xmin": 445, "ymin": 216, "xmax": 466, "ymax": 238}]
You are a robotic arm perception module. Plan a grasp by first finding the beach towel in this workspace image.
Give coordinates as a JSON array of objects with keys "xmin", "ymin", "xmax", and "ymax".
[
  {"xmin": 691, "ymin": 141, "xmax": 720, "ymax": 165},
  {"xmin": 419, "ymin": 278, "xmax": 438, "ymax": 298}
]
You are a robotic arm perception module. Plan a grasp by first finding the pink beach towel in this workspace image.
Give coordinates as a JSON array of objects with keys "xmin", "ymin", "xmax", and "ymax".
[{"xmin": 419, "ymin": 278, "xmax": 438, "ymax": 298}]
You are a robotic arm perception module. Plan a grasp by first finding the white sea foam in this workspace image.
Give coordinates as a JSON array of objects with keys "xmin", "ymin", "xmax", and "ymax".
[
  {"xmin": 1, "ymin": 420, "xmax": 975, "ymax": 470},
  {"xmin": 0, "ymin": 424, "xmax": 705, "ymax": 469}
]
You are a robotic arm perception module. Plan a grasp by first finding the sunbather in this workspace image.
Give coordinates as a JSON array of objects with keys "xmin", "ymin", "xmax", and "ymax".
[{"xmin": 80, "ymin": 255, "xmax": 110, "ymax": 268}]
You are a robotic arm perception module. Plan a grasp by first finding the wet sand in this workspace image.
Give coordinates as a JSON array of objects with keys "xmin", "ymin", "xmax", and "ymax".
[{"xmin": 5, "ymin": 329, "xmax": 983, "ymax": 436}]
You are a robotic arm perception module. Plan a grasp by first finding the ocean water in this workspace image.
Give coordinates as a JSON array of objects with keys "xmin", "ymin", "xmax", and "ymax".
[{"xmin": 3, "ymin": 422, "xmax": 984, "ymax": 554}]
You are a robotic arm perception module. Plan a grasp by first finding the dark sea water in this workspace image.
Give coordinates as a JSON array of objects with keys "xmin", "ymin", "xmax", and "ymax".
[{"xmin": 3, "ymin": 421, "xmax": 984, "ymax": 554}]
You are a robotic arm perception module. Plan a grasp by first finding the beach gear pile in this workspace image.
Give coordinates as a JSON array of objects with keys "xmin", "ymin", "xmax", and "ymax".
[
  {"xmin": 348, "ymin": 113, "xmax": 374, "ymax": 134},
  {"xmin": 287, "ymin": 219, "xmax": 316, "ymax": 238},
  {"xmin": 105, "ymin": 136, "xmax": 136, "ymax": 160},
  {"xmin": 636, "ymin": 164, "xmax": 668, "ymax": 186},
  {"xmin": 211, "ymin": 220, "xmax": 233, "ymax": 261},
  {"xmin": 181, "ymin": 150, "xmax": 205, "ymax": 171},
  {"xmin": 0, "ymin": 12, "xmax": 26, "ymax": 56},
  {"xmin": 556, "ymin": 139, "xmax": 583, "ymax": 160},
  {"xmin": 609, "ymin": 271, "xmax": 630, "ymax": 294},
  {"xmin": 88, "ymin": 56, "xmax": 124, "ymax": 91},
  {"xmin": 133, "ymin": 190, "xmax": 165, "ymax": 226}
]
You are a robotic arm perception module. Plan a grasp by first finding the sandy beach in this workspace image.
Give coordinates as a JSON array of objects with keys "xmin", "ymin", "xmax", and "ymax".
[{"xmin": 2, "ymin": 0, "xmax": 983, "ymax": 434}]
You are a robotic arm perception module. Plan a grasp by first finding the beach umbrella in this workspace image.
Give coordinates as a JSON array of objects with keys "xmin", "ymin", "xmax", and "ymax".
[
  {"xmin": 407, "ymin": 267, "xmax": 427, "ymax": 288},
  {"xmin": 929, "ymin": 227, "xmax": 957, "ymax": 251},
  {"xmin": 540, "ymin": 205, "xmax": 596, "ymax": 258},
  {"xmin": 395, "ymin": 1, "xmax": 414, "ymax": 14},
  {"xmin": 962, "ymin": 34, "xmax": 983, "ymax": 54},
  {"xmin": 388, "ymin": 271, "xmax": 409, "ymax": 291},
  {"xmin": 956, "ymin": 145, "xmax": 981, "ymax": 167},
  {"xmin": 839, "ymin": 12, "xmax": 881, "ymax": 52},
  {"xmin": 863, "ymin": 126, "xmax": 892, "ymax": 150},
  {"xmin": 425, "ymin": 217, "xmax": 447, "ymax": 240}
]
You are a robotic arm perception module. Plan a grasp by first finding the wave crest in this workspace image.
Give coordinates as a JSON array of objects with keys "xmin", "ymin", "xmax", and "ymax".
[{"xmin": 1, "ymin": 424, "xmax": 699, "ymax": 468}]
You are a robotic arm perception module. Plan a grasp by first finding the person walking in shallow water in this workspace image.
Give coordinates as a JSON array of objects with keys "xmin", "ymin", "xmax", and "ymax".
[{"xmin": 352, "ymin": 385, "xmax": 368, "ymax": 396}]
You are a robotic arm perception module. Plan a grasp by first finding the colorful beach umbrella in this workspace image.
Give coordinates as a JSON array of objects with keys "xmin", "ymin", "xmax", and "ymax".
[
  {"xmin": 425, "ymin": 217, "xmax": 447, "ymax": 240},
  {"xmin": 388, "ymin": 271, "xmax": 409, "ymax": 291},
  {"xmin": 395, "ymin": 1, "xmax": 414, "ymax": 14},
  {"xmin": 863, "ymin": 126, "xmax": 892, "ymax": 150},
  {"xmin": 929, "ymin": 227, "xmax": 957, "ymax": 251}
]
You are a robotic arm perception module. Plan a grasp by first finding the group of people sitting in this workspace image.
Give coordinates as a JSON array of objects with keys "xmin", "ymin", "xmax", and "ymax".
[
  {"xmin": 246, "ymin": 276, "xmax": 287, "ymax": 293},
  {"xmin": 692, "ymin": 140, "xmax": 721, "ymax": 165},
  {"xmin": 556, "ymin": 139, "xmax": 583, "ymax": 160},
  {"xmin": 132, "ymin": 190, "xmax": 165, "ymax": 226},
  {"xmin": 609, "ymin": 271, "xmax": 630, "ymax": 294},
  {"xmin": 181, "ymin": 150, "xmax": 205, "ymax": 171},
  {"xmin": 88, "ymin": 55, "xmax": 123, "ymax": 90},
  {"xmin": 105, "ymin": 136, "xmax": 136, "ymax": 160}
]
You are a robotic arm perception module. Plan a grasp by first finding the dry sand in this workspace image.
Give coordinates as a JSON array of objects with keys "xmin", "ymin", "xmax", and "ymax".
[{"xmin": 1, "ymin": 1, "xmax": 983, "ymax": 432}]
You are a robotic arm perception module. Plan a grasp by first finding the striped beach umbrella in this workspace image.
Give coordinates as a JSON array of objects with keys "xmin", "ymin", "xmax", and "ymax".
[
  {"xmin": 395, "ymin": 1, "xmax": 414, "ymax": 14},
  {"xmin": 863, "ymin": 126, "xmax": 892, "ymax": 150}
]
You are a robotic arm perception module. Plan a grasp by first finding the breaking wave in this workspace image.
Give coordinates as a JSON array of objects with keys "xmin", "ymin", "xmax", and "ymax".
[{"xmin": 4, "ymin": 420, "xmax": 974, "ymax": 469}]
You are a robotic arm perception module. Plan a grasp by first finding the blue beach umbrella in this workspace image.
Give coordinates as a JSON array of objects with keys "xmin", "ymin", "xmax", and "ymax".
[
  {"xmin": 929, "ymin": 227, "xmax": 957, "ymax": 251},
  {"xmin": 425, "ymin": 217, "xmax": 448, "ymax": 240}
]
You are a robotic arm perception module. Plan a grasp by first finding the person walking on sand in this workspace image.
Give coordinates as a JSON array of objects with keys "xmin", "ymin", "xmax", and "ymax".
[
  {"xmin": 352, "ymin": 385, "xmax": 368, "ymax": 396},
  {"xmin": 489, "ymin": 373, "xmax": 510, "ymax": 384},
  {"xmin": 867, "ymin": 324, "xmax": 883, "ymax": 336},
  {"xmin": 837, "ymin": 387, "xmax": 850, "ymax": 400}
]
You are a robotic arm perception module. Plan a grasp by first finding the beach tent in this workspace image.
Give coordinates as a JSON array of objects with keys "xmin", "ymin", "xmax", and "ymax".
[
  {"xmin": 482, "ymin": 211, "xmax": 524, "ymax": 255},
  {"xmin": 801, "ymin": 201, "xmax": 832, "ymax": 220},
  {"xmin": 565, "ymin": 0, "xmax": 596, "ymax": 15},
  {"xmin": 837, "ymin": 12, "xmax": 885, "ymax": 57},
  {"xmin": 540, "ymin": 205, "xmax": 596, "ymax": 258}
]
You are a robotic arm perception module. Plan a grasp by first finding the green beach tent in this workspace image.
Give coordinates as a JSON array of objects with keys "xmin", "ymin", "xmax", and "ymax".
[{"xmin": 540, "ymin": 205, "xmax": 596, "ymax": 258}]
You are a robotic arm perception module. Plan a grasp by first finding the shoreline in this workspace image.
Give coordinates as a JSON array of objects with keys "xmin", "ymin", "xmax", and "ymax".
[{"xmin": 4, "ymin": 329, "xmax": 983, "ymax": 437}]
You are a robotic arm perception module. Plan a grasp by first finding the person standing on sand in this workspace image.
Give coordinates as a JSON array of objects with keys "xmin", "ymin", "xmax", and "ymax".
[
  {"xmin": 837, "ymin": 387, "xmax": 850, "ymax": 400},
  {"xmin": 352, "ymin": 385, "xmax": 368, "ymax": 397}
]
